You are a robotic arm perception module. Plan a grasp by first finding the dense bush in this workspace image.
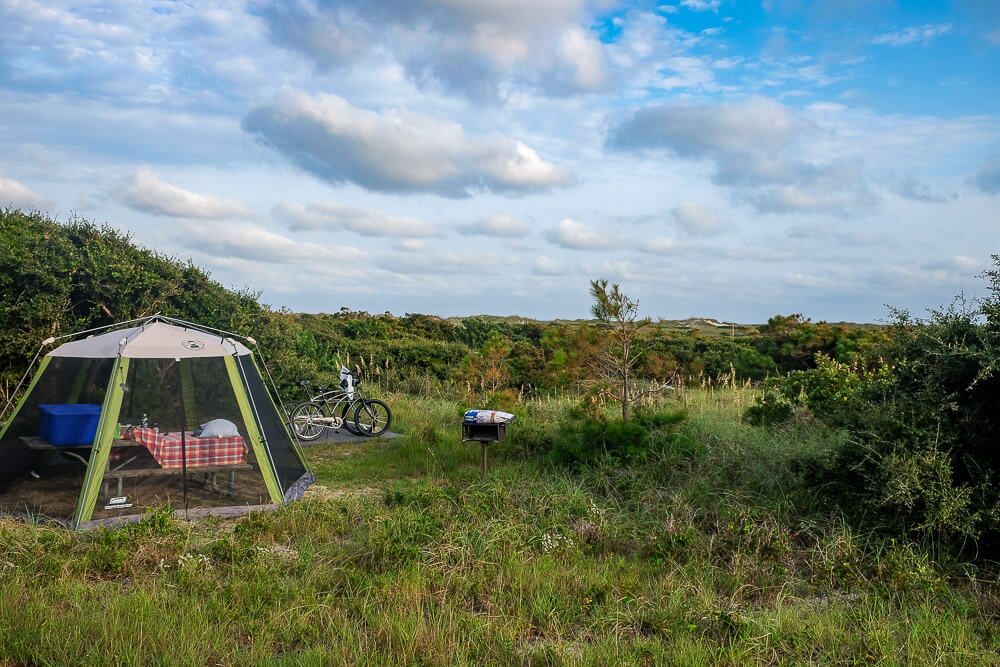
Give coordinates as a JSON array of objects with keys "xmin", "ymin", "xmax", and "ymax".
[
  {"xmin": 752, "ymin": 314, "xmax": 886, "ymax": 373},
  {"xmin": 541, "ymin": 406, "xmax": 687, "ymax": 468},
  {"xmin": 751, "ymin": 257, "xmax": 1000, "ymax": 554},
  {"xmin": 745, "ymin": 354, "xmax": 894, "ymax": 428},
  {"xmin": 743, "ymin": 389, "xmax": 796, "ymax": 427}
]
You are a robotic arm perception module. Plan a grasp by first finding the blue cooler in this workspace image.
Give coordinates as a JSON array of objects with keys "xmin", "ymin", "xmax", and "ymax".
[{"xmin": 38, "ymin": 404, "xmax": 102, "ymax": 446}]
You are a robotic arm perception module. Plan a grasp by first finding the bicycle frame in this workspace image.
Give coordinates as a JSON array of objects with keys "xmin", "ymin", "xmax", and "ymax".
[{"xmin": 300, "ymin": 385, "xmax": 369, "ymax": 429}]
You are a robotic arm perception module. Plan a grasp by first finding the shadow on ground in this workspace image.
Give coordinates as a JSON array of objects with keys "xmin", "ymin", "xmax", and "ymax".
[{"xmin": 297, "ymin": 429, "xmax": 402, "ymax": 447}]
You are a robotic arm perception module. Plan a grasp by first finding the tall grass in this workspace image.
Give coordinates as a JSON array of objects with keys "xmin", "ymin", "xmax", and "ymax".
[{"xmin": 0, "ymin": 390, "xmax": 996, "ymax": 665}]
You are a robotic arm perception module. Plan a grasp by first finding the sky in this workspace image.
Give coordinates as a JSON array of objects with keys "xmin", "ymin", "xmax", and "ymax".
[{"xmin": 1, "ymin": 0, "xmax": 998, "ymax": 323}]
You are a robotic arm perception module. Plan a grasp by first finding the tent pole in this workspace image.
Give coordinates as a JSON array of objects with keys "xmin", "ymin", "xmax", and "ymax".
[
  {"xmin": 0, "ymin": 343, "xmax": 48, "ymax": 427},
  {"xmin": 177, "ymin": 362, "xmax": 189, "ymax": 520},
  {"xmin": 153, "ymin": 315, "xmax": 248, "ymax": 341},
  {"xmin": 41, "ymin": 315, "xmax": 154, "ymax": 347}
]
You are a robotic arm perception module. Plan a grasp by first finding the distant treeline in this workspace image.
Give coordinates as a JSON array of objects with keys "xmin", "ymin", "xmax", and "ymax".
[
  {"xmin": 1, "ymin": 209, "xmax": 882, "ymax": 401},
  {"xmin": 288, "ymin": 309, "xmax": 885, "ymax": 395}
]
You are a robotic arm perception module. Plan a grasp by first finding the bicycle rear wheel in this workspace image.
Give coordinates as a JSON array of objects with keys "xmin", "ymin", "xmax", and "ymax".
[
  {"xmin": 354, "ymin": 399, "xmax": 392, "ymax": 437},
  {"xmin": 290, "ymin": 402, "xmax": 325, "ymax": 441}
]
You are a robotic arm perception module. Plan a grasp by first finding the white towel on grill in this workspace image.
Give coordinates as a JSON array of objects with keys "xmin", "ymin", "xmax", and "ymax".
[{"xmin": 464, "ymin": 410, "xmax": 515, "ymax": 424}]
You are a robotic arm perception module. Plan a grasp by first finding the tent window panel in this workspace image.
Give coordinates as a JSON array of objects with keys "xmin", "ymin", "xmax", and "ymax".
[
  {"xmin": 0, "ymin": 357, "xmax": 115, "ymax": 522},
  {"xmin": 184, "ymin": 357, "xmax": 269, "ymax": 511},
  {"xmin": 90, "ymin": 358, "xmax": 186, "ymax": 521},
  {"xmin": 238, "ymin": 357, "xmax": 307, "ymax": 493}
]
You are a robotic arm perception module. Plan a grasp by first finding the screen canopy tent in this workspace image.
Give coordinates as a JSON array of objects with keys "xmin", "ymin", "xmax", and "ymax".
[{"xmin": 0, "ymin": 315, "xmax": 313, "ymax": 528}]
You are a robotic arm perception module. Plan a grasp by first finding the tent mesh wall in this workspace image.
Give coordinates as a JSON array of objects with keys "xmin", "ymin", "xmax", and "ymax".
[
  {"xmin": 237, "ymin": 356, "xmax": 307, "ymax": 494},
  {"xmin": 89, "ymin": 357, "xmax": 270, "ymax": 521},
  {"xmin": 0, "ymin": 357, "xmax": 114, "ymax": 521}
]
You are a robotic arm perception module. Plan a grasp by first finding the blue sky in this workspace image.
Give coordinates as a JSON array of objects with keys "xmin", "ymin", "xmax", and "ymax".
[{"xmin": 1, "ymin": 0, "xmax": 998, "ymax": 322}]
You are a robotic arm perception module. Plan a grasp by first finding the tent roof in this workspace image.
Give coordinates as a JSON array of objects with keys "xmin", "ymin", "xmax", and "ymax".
[{"xmin": 48, "ymin": 321, "xmax": 252, "ymax": 359}]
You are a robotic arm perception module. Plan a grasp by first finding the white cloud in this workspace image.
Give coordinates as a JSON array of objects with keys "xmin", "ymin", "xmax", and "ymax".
[
  {"xmin": 605, "ymin": 11, "xmax": 721, "ymax": 94},
  {"xmin": 743, "ymin": 179, "xmax": 878, "ymax": 215},
  {"xmin": 555, "ymin": 26, "xmax": 608, "ymax": 90},
  {"xmin": 118, "ymin": 168, "xmax": 251, "ymax": 219},
  {"xmin": 547, "ymin": 218, "xmax": 619, "ymax": 250},
  {"xmin": 607, "ymin": 97, "xmax": 881, "ymax": 216},
  {"xmin": 532, "ymin": 255, "xmax": 568, "ymax": 275},
  {"xmin": 243, "ymin": 89, "xmax": 572, "ymax": 197},
  {"xmin": 393, "ymin": 239, "xmax": 429, "ymax": 253},
  {"xmin": 953, "ymin": 256, "xmax": 983, "ymax": 271},
  {"xmin": 970, "ymin": 157, "xmax": 1000, "ymax": 195},
  {"xmin": 175, "ymin": 222, "xmax": 366, "ymax": 266},
  {"xmin": 0, "ymin": 172, "xmax": 49, "ymax": 209},
  {"xmin": 783, "ymin": 272, "xmax": 839, "ymax": 289},
  {"xmin": 712, "ymin": 56, "xmax": 742, "ymax": 69},
  {"xmin": 889, "ymin": 175, "xmax": 955, "ymax": 203},
  {"xmin": 672, "ymin": 203, "xmax": 728, "ymax": 237},
  {"xmin": 597, "ymin": 258, "xmax": 638, "ymax": 282},
  {"xmin": 609, "ymin": 97, "xmax": 798, "ymax": 158},
  {"xmin": 681, "ymin": 0, "xmax": 720, "ymax": 12},
  {"xmin": 637, "ymin": 237, "xmax": 682, "ymax": 254},
  {"xmin": 459, "ymin": 214, "xmax": 531, "ymax": 238},
  {"xmin": 872, "ymin": 24, "xmax": 952, "ymax": 47},
  {"xmin": 273, "ymin": 201, "xmax": 436, "ymax": 237},
  {"xmin": 377, "ymin": 251, "xmax": 498, "ymax": 276},
  {"xmin": 256, "ymin": 0, "xmax": 610, "ymax": 99},
  {"xmin": 922, "ymin": 255, "xmax": 983, "ymax": 273}
]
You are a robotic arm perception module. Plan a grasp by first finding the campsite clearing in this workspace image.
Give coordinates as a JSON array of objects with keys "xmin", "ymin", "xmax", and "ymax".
[{"xmin": 0, "ymin": 390, "xmax": 997, "ymax": 665}]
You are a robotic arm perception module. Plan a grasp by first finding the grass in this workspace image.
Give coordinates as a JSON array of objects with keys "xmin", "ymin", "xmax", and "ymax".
[{"xmin": 0, "ymin": 390, "xmax": 997, "ymax": 665}]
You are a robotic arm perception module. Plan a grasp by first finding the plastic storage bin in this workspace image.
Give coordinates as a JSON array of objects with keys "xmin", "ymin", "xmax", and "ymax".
[{"xmin": 38, "ymin": 404, "xmax": 102, "ymax": 446}]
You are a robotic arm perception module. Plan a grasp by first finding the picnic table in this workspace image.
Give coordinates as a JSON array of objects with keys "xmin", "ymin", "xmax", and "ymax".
[{"xmin": 21, "ymin": 427, "xmax": 252, "ymax": 498}]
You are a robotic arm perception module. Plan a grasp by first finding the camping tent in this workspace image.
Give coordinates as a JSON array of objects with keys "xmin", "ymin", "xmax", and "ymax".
[{"xmin": 0, "ymin": 315, "xmax": 313, "ymax": 528}]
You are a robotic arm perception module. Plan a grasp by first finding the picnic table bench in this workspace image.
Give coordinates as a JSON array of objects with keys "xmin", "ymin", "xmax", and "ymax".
[
  {"xmin": 101, "ymin": 461, "xmax": 253, "ymax": 497},
  {"xmin": 20, "ymin": 435, "xmax": 253, "ymax": 497}
]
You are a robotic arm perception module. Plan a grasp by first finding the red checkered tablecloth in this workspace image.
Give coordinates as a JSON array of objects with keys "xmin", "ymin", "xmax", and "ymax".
[{"xmin": 126, "ymin": 427, "xmax": 248, "ymax": 469}]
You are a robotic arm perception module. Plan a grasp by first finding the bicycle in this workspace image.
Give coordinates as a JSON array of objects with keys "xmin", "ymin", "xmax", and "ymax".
[{"xmin": 288, "ymin": 373, "xmax": 392, "ymax": 441}]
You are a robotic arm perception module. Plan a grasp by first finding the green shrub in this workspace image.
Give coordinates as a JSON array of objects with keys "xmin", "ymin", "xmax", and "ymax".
[
  {"xmin": 544, "ymin": 407, "xmax": 686, "ymax": 468},
  {"xmin": 743, "ymin": 390, "xmax": 796, "ymax": 426},
  {"xmin": 746, "ymin": 354, "xmax": 894, "ymax": 428},
  {"xmin": 802, "ymin": 258, "xmax": 1000, "ymax": 553}
]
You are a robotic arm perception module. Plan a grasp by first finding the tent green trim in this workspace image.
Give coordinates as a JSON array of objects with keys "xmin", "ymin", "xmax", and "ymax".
[{"xmin": 74, "ymin": 356, "xmax": 129, "ymax": 527}]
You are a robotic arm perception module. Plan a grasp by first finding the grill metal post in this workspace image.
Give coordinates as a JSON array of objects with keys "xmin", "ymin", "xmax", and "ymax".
[{"xmin": 462, "ymin": 421, "xmax": 508, "ymax": 478}]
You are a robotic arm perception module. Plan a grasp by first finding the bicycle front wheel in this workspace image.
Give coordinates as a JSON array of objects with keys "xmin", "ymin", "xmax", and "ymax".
[
  {"xmin": 340, "ymin": 400, "xmax": 362, "ymax": 435},
  {"xmin": 290, "ymin": 402, "xmax": 325, "ymax": 441},
  {"xmin": 354, "ymin": 399, "xmax": 392, "ymax": 437}
]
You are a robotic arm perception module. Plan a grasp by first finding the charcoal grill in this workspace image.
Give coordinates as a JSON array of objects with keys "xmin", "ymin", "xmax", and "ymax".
[{"xmin": 462, "ymin": 421, "xmax": 508, "ymax": 474}]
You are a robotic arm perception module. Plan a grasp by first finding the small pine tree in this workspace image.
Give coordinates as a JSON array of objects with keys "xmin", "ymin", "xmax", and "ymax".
[{"xmin": 586, "ymin": 279, "xmax": 658, "ymax": 420}]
